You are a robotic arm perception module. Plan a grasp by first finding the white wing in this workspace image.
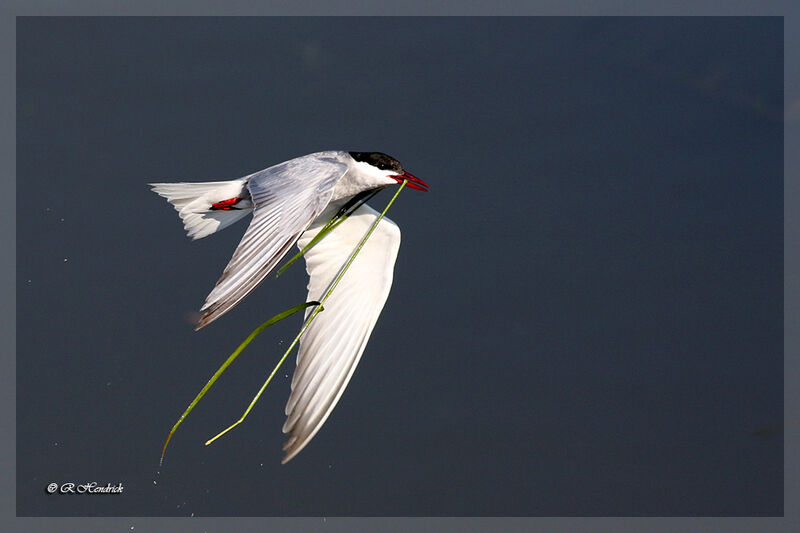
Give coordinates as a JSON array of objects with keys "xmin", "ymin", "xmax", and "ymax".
[
  {"xmin": 196, "ymin": 153, "xmax": 348, "ymax": 329},
  {"xmin": 281, "ymin": 202, "xmax": 401, "ymax": 463}
]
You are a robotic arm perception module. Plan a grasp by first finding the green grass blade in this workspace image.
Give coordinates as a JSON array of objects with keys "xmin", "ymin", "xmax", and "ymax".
[
  {"xmin": 205, "ymin": 181, "xmax": 408, "ymax": 450},
  {"xmin": 160, "ymin": 300, "xmax": 319, "ymax": 466},
  {"xmin": 275, "ymin": 188, "xmax": 383, "ymax": 278},
  {"xmin": 275, "ymin": 217, "xmax": 343, "ymax": 278}
]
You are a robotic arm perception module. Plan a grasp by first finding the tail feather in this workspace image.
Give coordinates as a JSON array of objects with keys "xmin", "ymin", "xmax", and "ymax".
[{"xmin": 150, "ymin": 180, "xmax": 253, "ymax": 240}]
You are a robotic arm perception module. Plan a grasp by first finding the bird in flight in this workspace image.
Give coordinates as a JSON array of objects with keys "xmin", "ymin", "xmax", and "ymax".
[{"xmin": 151, "ymin": 151, "xmax": 428, "ymax": 463}]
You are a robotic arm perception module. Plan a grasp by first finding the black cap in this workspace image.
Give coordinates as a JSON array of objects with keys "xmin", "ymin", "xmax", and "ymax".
[{"xmin": 348, "ymin": 152, "xmax": 403, "ymax": 172}]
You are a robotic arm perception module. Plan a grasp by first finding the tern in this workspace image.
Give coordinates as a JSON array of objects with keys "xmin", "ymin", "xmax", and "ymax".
[{"xmin": 151, "ymin": 151, "xmax": 428, "ymax": 463}]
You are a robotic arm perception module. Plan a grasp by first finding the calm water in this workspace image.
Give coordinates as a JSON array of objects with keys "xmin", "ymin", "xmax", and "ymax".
[{"xmin": 17, "ymin": 17, "xmax": 782, "ymax": 516}]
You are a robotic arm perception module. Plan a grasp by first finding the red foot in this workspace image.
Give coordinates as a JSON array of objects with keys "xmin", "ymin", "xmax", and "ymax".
[{"xmin": 210, "ymin": 197, "xmax": 243, "ymax": 210}]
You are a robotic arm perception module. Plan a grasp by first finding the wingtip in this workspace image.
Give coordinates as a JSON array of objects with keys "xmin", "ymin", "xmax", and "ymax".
[
  {"xmin": 280, "ymin": 435, "xmax": 300, "ymax": 464},
  {"xmin": 193, "ymin": 301, "xmax": 228, "ymax": 330},
  {"xmin": 193, "ymin": 311, "xmax": 213, "ymax": 331},
  {"xmin": 281, "ymin": 447, "xmax": 299, "ymax": 464}
]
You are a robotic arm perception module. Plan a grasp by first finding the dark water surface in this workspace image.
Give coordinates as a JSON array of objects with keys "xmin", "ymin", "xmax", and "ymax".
[{"xmin": 16, "ymin": 17, "xmax": 782, "ymax": 516}]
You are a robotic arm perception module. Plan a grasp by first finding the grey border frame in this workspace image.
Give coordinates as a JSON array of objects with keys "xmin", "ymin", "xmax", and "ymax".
[{"xmin": 2, "ymin": 2, "xmax": 797, "ymax": 532}]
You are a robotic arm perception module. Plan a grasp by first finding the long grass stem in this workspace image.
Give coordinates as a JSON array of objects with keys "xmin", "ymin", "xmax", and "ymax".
[
  {"xmin": 159, "ymin": 301, "xmax": 318, "ymax": 465},
  {"xmin": 204, "ymin": 181, "xmax": 408, "ymax": 447}
]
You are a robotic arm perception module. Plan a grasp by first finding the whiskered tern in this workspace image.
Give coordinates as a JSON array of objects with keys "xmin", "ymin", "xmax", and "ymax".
[{"xmin": 151, "ymin": 151, "xmax": 428, "ymax": 463}]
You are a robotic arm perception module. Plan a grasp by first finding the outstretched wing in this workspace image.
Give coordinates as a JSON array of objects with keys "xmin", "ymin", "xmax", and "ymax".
[
  {"xmin": 282, "ymin": 202, "xmax": 401, "ymax": 463},
  {"xmin": 196, "ymin": 154, "xmax": 348, "ymax": 329}
]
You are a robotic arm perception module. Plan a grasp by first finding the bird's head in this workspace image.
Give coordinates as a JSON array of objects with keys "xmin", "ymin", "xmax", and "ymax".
[{"xmin": 348, "ymin": 151, "xmax": 429, "ymax": 191}]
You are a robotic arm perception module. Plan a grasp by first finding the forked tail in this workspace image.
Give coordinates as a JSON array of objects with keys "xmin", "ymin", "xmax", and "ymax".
[{"xmin": 150, "ymin": 179, "xmax": 254, "ymax": 240}]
